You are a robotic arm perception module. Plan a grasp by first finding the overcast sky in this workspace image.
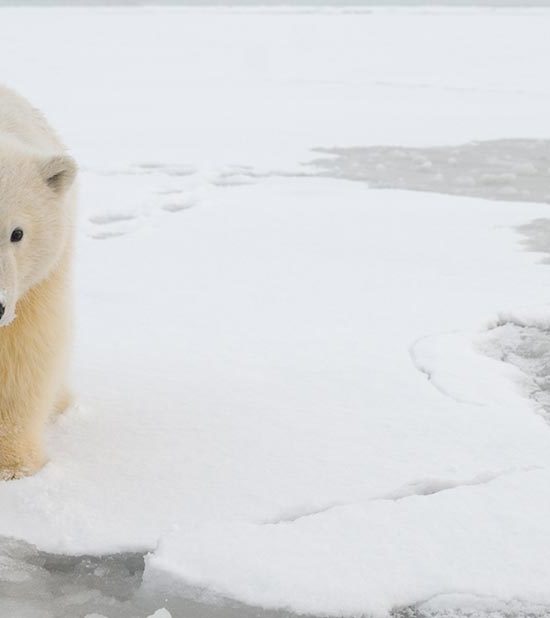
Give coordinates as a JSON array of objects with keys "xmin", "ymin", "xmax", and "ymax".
[{"xmin": 2, "ymin": 0, "xmax": 550, "ymax": 5}]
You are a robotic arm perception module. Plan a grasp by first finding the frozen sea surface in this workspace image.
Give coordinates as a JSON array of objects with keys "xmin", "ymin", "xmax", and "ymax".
[
  {"xmin": 1, "ymin": 6, "xmax": 550, "ymax": 618},
  {"xmin": 2, "ymin": 143, "xmax": 550, "ymax": 618}
]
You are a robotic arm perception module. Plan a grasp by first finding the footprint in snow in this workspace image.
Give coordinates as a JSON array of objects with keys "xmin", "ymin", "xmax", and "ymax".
[
  {"xmin": 161, "ymin": 198, "xmax": 196, "ymax": 213},
  {"xmin": 89, "ymin": 213, "xmax": 137, "ymax": 225},
  {"xmin": 87, "ymin": 212, "xmax": 139, "ymax": 240},
  {"xmin": 88, "ymin": 229, "xmax": 127, "ymax": 240}
]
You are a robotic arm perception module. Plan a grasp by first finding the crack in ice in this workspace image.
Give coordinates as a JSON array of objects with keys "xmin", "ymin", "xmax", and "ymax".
[
  {"xmin": 259, "ymin": 467, "xmax": 542, "ymax": 527},
  {"xmin": 409, "ymin": 333, "xmax": 485, "ymax": 407}
]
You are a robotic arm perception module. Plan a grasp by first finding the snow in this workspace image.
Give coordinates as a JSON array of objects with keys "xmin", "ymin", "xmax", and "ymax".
[
  {"xmin": 1, "ymin": 5, "xmax": 550, "ymax": 617},
  {"xmin": 149, "ymin": 470, "xmax": 550, "ymax": 616}
]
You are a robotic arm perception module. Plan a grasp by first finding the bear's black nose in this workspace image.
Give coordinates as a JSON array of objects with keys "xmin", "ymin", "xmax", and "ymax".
[{"xmin": 0, "ymin": 304, "xmax": 5, "ymax": 320}]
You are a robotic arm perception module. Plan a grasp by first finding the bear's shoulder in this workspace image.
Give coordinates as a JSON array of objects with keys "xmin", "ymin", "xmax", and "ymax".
[{"xmin": 0, "ymin": 85, "xmax": 63, "ymax": 153}]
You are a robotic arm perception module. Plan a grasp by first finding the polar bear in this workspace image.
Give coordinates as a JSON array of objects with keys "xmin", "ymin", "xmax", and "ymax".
[{"xmin": 0, "ymin": 86, "xmax": 77, "ymax": 480}]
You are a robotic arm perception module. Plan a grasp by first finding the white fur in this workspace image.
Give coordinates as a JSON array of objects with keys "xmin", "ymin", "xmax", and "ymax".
[{"xmin": 0, "ymin": 86, "xmax": 77, "ymax": 480}]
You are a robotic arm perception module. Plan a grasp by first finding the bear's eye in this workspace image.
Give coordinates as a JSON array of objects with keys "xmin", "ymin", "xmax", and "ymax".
[{"xmin": 10, "ymin": 228, "xmax": 24, "ymax": 243}]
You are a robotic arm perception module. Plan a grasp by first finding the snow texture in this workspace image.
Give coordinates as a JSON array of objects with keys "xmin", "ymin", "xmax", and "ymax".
[{"xmin": 1, "ymin": 5, "xmax": 550, "ymax": 618}]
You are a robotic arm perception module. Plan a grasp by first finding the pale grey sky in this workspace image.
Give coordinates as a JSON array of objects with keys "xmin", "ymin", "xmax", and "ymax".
[{"xmin": 2, "ymin": 0, "xmax": 550, "ymax": 5}]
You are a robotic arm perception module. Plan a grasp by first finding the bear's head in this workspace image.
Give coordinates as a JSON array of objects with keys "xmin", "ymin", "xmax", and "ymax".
[{"xmin": 0, "ymin": 139, "xmax": 77, "ymax": 326}]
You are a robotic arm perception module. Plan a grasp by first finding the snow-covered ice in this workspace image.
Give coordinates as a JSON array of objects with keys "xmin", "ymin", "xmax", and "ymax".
[{"xmin": 2, "ymin": 5, "xmax": 550, "ymax": 617}]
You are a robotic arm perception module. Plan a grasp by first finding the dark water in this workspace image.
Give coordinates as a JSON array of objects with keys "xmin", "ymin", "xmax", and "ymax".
[{"xmin": 0, "ymin": 537, "xmax": 306, "ymax": 618}]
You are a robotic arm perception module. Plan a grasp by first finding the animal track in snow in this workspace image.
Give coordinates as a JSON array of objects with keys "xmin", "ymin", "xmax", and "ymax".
[
  {"xmin": 83, "ymin": 160, "xmax": 314, "ymax": 243},
  {"xmin": 156, "ymin": 189, "xmax": 183, "ymax": 196},
  {"xmin": 89, "ymin": 213, "xmax": 137, "ymax": 225},
  {"xmin": 87, "ymin": 210, "xmax": 140, "ymax": 240},
  {"xmin": 85, "ymin": 163, "xmax": 197, "ymax": 178},
  {"xmin": 89, "ymin": 229, "xmax": 127, "ymax": 240},
  {"xmin": 161, "ymin": 198, "xmax": 196, "ymax": 213},
  {"xmin": 132, "ymin": 162, "xmax": 196, "ymax": 177},
  {"xmin": 82, "ymin": 164, "xmax": 208, "ymax": 241},
  {"xmin": 212, "ymin": 174, "xmax": 257, "ymax": 187}
]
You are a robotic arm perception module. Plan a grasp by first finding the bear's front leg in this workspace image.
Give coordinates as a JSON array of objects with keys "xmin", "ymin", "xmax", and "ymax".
[{"xmin": 0, "ymin": 423, "xmax": 47, "ymax": 480}]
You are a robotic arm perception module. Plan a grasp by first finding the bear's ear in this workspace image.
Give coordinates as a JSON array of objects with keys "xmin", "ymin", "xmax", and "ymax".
[{"xmin": 39, "ymin": 155, "xmax": 77, "ymax": 194}]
